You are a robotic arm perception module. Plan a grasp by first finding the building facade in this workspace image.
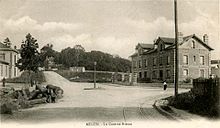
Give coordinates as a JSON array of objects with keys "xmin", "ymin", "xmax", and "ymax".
[
  {"xmin": 69, "ymin": 66, "xmax": 85, "ymax": 72},
  {"xmin": 131, "ymin": 34, "xmax": 213, "ymax": 83},
  {"xmin": 0, "ymin": 43, "xmax": 20, "ymax": 80}
]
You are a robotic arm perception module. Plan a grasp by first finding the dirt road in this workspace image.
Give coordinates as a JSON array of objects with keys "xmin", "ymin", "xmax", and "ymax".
[{"xmin": 1, "ymin": 71, "xmax": 189, "ymax": 123}]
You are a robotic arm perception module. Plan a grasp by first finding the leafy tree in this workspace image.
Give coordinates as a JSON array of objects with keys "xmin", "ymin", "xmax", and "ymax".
[
  {"xmin": 74, "ymin": 44, "xmax": 85, "ymax": 66},
  {"xmin": 52, "ymin": 44, "xmax": 131, "ymax": 72},
  {"xmin": 16, "ymin": 33, "xmax": 40, "ymax": 85},
  {"xmin": 73, "ymin": 44, "xmax": 85, "ymax": 52},
  {"xmin": 39, "ymin": 43, "xmax": 56, "ymax": 69},
  {"xmin": 40, "ymin": 44, "xmax": 55, "ymax": 57}
]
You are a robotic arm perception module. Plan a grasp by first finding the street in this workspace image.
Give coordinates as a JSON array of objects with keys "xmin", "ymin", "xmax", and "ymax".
[{"xmin": 1, "ymin": 71, "xmax": 189, "ymax": 123}]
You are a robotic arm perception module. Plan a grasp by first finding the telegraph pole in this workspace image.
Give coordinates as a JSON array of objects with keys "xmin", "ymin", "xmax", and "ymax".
[{"xmin": 174, "ymin": 0, "xmax": 179, "ymax": 97}]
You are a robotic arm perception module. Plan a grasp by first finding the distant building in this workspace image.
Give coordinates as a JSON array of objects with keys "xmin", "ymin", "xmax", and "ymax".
[
  {"xmin": 69, "ymin": 67, "xmax": 85, "ymax": 72},
  {"xmin": 130, "ymin": 34, "xmax": 213, "ymax": 83},
  {"xmin": 0, "ymin": 43, "xmax": 20, "ymax": 80},
  {"xmin": 211, "ymin": 60, "xmax": 220, "ymax": 68},
  {"xmin": 211, "ymin": 60, "xmax": 220, "ymax": 77}
]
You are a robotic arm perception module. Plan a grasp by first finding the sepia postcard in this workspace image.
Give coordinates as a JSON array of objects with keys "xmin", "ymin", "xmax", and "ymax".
[{"xmin": 0, "ymin": 0, "xmax": 220, "ymax": 128}]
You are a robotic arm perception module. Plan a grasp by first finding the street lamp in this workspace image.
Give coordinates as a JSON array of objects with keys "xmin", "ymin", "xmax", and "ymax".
[{"xmin": 94, "ymin": 61, "xmax": 97, "ymax": 88}]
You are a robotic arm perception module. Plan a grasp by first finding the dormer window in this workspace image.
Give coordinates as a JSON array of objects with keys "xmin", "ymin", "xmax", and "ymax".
[
  {"xmin": 192, "ymin": 40, "xmax": 196, "ymax": 49},
  {"xmin": 160, "ymin": 44, "xmax": 163, "ymax": 51}
]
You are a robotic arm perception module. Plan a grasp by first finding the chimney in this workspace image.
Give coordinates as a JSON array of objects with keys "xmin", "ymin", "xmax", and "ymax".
[
  {"xmin": 178, "ymin": 32, "xmax": 183, "ymax": 43},
  {"xmin": 203, "ymin": 34, "xmax": 208, "ymax": 44}
]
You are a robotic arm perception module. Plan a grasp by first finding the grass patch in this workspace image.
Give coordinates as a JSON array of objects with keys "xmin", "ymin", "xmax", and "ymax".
[{"xmin": 6, "ymin": 71, "xmax": 46, "ymax": 84}]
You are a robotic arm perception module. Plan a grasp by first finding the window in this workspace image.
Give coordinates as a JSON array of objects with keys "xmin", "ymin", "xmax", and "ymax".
[
  {"xmin": 139, "ymin": 72, "xmax": 142, "ymax": 78},
  {"xmin": 14, "ymin": 67, "xmax": 16, "ymax": 77},
  {"xmin": 5, "ymin": 65, "xmax": 7, "ymax": 76},
  {"xmin": 200, "ymin": 69, "xmax": 205, "ymax": 77},
  {"xmin": 144, "ymin": 71, "xmax": 147, "ymax": 78},
  {"xmin": 145, "ymin": 59, "xmax": 148, "ymax": 67},
  {"xmin": 159, "ymin": 56, "xmax": 163, "ymax": 66},
  {"xmin": 192, "ymin": 40, "xmax": 196, "ymax": 49},
  {"xmin": 200, "ymin": 56, "xmax": 205, "ymax": 65},
  {"xmin": 183, "ymin": 55, "xmax": 188, "ymax": 65},
  {"xmin": 133, "ymin": 61, "xmax": 137, "ymax": 68},
  {"xmin": 193, "ymin": 56, "xmax": 196, "ymax": 62},
  {"xmin": 10, "ymin": 53, "xmax": 12, "ymax": 65},
  {"xmin": 0, "ymin": 65, "xmax": 3, "ymax": 76},
  {"xmin": 166, "ymin": 70, "xmax": 171, "ymax": 78},
  {"xmin": 160, "ymin": 44, "xmax": 163, "ymax": 51},
  {"xmin": 167, "ymin": 56, "xmax": 170, "ymax": 65},
  {"xmin": 0, "ymin": 53, "xmax": 5, "ymax": 60},
  {"xmin": 14, "ymin": 55, "xmax": 17, "ymax": 64},
  {"xmin": 183, "ymin": 69, "xmax": 188, "ymax": 76},
  {"xmin": 144, "ymin": 59, "xmax": 148, "ymax": 67},
  {"xmin": 153, "ymin": 58, "xmax": 157, "ymax": 66},
  {"xmin": 152, "ymin": 71, "xmax": 157, "ymax": 78},
  {"xmin": 138, "ymin": 60, "xmax": 142, "ymax": 68}
]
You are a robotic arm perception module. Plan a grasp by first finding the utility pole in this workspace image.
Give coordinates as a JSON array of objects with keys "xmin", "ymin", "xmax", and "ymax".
[
  {"xmin": 174, "ymin": 0, "xmax": 179, "ymax": 97},
  {"xmin": 94, "ymin": 61, "xmax": 97, "ymax": 88}
]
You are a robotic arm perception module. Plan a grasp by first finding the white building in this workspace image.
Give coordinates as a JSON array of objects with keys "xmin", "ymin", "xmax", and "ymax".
[
  {"xmin": 0, "ymin": 42, "xmax": 20, "ymax": 80},
  {"xmin": 69, "ymin": 67, "xmax": 85, "ymax": 72}
]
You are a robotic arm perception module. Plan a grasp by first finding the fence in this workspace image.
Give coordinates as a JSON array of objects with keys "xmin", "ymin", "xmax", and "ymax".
[{"xmin": 192, "ymin": 78, "xmax": 220, "ymax": 117}]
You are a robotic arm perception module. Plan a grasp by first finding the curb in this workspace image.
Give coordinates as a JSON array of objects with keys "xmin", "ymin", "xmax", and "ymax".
[{"xmin": 153, "ymin": 100, "xmax": 179, "ymax": 120}]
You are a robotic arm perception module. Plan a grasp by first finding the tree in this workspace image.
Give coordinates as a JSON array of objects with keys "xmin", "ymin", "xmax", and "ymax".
[
  {"xmin": 73, "ymin": 44, "xmax": 85, "ymax": 52},
  {"xmin": 55, "ymin": 45, "xmax": 131, "ymax": 72},
  {"xmin": 40, "ymin": 44, "xmax": 55, "ymax": 57},
  {"xmin": 3, "ymin": 37, "xmax": 11, "ymax": 47},
  {"xmin": 39, "ymin": 43, "xmax": 56, "ymax": 69},
  {"xmin": 73, "ymin": 44, "xmax": 85, "ymax": 66},
  {"xmin": 16, "ymin": 33, "xmax": 40, "ymax": 85}
]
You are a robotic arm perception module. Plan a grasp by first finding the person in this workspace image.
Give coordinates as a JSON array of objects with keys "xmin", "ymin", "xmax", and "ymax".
[{"xmin": 163, "ymin": 80, "xmax": 167, "ymax": 90}]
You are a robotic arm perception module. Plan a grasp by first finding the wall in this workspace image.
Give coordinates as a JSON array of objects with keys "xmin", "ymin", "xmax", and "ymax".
[{"xmin": 192, "ymin": 78, "xmax": 220, "ymax": 116}]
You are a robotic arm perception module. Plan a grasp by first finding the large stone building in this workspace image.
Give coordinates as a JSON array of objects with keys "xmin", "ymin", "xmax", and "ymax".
[
  {"xmin": 0, "ymin": 42, "xmax": 20, "ymax": 80},
  {"xmin": 130, "ymin": 34, "xmax": 213, "ymax": 83}
]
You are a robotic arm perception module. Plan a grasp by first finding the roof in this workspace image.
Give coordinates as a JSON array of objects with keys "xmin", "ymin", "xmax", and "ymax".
[
  {"xmin": 154, "ymin": 34, "xmax": 213, "ymax": 51},
  {"xmin": 144, "ymin": 48, "xmax": 157, "ymax": 54},
  {"xmin": 130, "ymin": 53, "xmax": 138, "ymax": 57},
  {"xmin": 154, "ymin": 37, "xmax": 175, "ymax": 45},
  {"xmin": 211, "ymin": 60, "xmax": 220, "ymax": 64},
  {"xmin": 0, "ymin": 42, "xmax": 10, "ymax": 48},
  {"xmin": 0, "ymin": 60, "xmax": 9, "ymax": 65},
  {"xmin": 189, "ymin": 34, "xmax": 214, "ymax": 51},
  {"xmin": 131, "ymin": 34, "xmax": 214, "ymax": 57},
  {"xmin": 0, "ymin": 42, "xmax": 19, "ymax": 53},
  {"xmin": 136, "ymin": 43, "xmax": 154, "ymax": 49}
]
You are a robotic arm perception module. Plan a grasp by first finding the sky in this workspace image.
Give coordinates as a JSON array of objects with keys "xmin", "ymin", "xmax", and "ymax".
[{"xmin": 0, "ymin": 0, "xmax": 219, "ymax": 59}]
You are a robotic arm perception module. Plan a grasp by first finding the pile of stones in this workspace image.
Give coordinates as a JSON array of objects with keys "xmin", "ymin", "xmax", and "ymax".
[{"xmin": 0, "ymin": 84, "xmax": 64, "ymax": 114}]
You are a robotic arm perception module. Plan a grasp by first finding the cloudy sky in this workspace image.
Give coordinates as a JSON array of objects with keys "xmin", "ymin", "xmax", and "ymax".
[{"xmin": 0, "ymin": 0, "xmax": 219, "ymax": 59}]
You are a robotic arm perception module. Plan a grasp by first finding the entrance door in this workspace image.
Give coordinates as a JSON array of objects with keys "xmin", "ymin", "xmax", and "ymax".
[{"xmin": 159, "ymin": 70, "xmax": 163, "ymax": 80}]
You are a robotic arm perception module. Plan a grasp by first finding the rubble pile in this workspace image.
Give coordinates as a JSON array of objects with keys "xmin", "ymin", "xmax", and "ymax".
[{"xmin": 0, "ymin": 84, "xmax": 64, "ymax": 114}]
